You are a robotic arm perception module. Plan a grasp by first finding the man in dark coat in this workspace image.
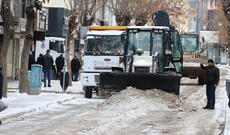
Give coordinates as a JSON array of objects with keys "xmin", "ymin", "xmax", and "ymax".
[
  {"xmin": 43, "ymin": 50, "xmax": 54, "ymax": 87},
  {"xmin": 37, "ymin": 54, "xmax": 44, "ymax": 66},
  {"xmin": 71, "ymin": 56, "xmax": 81, "ymax": 81},
  {"xmin": 55, "ymin": 54, "xmax": 65, "ymax": 79},
  {"xmin": 201, "ymin": 59, "xmax": 220, "ymax": 110}
]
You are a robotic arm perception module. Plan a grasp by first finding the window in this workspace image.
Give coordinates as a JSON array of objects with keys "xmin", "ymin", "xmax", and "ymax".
[
  {"xmin": 85, "ymin": 35, "xmax": 124, "ymax": 55},
  {"xmin": 128, "ymin": 31, "xmax": 151, "ymax": 55},
  {"xmin": 180, "ymin": 35, "xmax": 198, "ymax": 52},
  {"xmin": 152, "ymin": 33, "xmax": 163, "ymax": 55},
  {"xmin": 49, "ymin": 40, "xmax": 64, "ymax": 53}
]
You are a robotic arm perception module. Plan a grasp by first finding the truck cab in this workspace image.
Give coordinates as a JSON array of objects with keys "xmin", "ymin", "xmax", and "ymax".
[
  {"xmin": 180, "ymin": 34, "xmax": 199, "ymax": 58},
  {"xmin": 81, "ymin": 26, "xmax": 125, "ymax": 98},
  {"xmin": 180, "ymin": 33, "xmax": 207, "ymax": 85},
  {"xmin": 123, "ymin": 26, "xmax": 182, "ymax": 73}
]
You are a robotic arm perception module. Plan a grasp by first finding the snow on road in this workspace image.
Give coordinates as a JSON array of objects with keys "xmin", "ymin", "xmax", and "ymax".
[
  {"xmin": 0, "ymin": 68, "xmax": 229, "ymax": 135},
  {"xmin": 0, "ymin": 92, "xmax": 76, "ymax": 120}
]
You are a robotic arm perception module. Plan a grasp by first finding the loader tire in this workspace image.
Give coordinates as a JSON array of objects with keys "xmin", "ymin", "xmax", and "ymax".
[
  {"xmin": 84, "ymin": 87, "xmax": 92, "ymax": 98},
  {"xmin": 198, "ymin": 77, "xmax": 205, "ymax": 85}
]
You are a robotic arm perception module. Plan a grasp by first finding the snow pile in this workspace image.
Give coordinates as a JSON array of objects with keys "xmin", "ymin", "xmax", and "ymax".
[
  {"xmin": 82, "ymin": 87, "xmax": 200, "ymax": 135},
  {"xmin": 98, "ymin": 87, "xmax": 179, "ymax": 112},
  {"xmin": 98, "ymin": 87, "xmax": 200, "ymax": 112}
]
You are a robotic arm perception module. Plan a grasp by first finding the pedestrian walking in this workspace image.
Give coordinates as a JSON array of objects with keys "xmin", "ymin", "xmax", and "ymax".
[
  {"xmin": 201, "ymin": 59, "xmax": 220, "ymax": 110},
  {"xmin": 71, "ymin": 56, "xmax": 81, "ymax": 81},
  {"xmin": 36, "ymin": 54, "xmax": 44, "ymax": 66},
  {"xmin": 43, "ymin": 50, "xmax": 54, "ymax": 87},
  {"xmin": 55, "ymin": 54, "xmax": 65, "ymax": 79}
]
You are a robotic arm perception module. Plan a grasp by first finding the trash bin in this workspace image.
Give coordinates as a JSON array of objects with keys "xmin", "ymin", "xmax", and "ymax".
[
  {"xmin": 0, "ymin": 67, "xmax": 2, "ymax": 99},
  {"xmin": 28, "ymin": 64, "xmax": 42, "ymax": 95},
  {"xmin": 60, "ymin": 71, "xmax": 69, "ymax": 92},
  {"xmin": 226, "ymin": 79, "xmax": 230, "ymax": 107}
]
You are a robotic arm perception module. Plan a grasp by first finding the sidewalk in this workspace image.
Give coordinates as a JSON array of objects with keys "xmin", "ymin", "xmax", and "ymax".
[
  {"xmin": 0, "ymin": 80, "xmax": 84, "ymax": 123},
  {"xmin": 0, "ymin": 92, "xmax": 78, "ymax": 123},
  {"xmin": 8, "ymin": 80, "xmax": 83, "ymax": 94}
]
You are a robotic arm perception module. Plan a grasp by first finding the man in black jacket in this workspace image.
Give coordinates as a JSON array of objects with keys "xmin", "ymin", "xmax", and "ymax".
[
  {"xmin": 55, "ymin": 54, "xmax": 65, "ymax": 79},
  {"xmin": 201, "ymin": 59, "xmax": 220, "ymax": 110},
  {"xmin": 71, "ymin": 56, "xmax": 81, "ymax": 81},
  {"xmin": 43, "ymin": 50, "xmax": 54, "ymax": 87},
  {"xmin": 36, "ymin": 54, "xmax": 44, "ymax": 66}
]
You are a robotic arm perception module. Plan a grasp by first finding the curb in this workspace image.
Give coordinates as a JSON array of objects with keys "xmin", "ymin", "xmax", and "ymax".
[
  {"xmin": 0, "ymin": 96, "xmax": 77, "ymax": 123},
  {"xmin": 7, "ymin": 89, "xmax": 84, "ymax": 95}
]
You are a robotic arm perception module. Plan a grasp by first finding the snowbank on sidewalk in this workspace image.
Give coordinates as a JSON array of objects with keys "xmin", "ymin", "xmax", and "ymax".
[
  {"xmin": 0, "ymin": 92, "xmax": 76, "ymax": 121},
  {"xmin": 7, "ymin": 80, "xmax": 83, "ymax": 93},
  {"xmin": 41, "ymin": 80, "xmax": 83, "ymax": 93}
]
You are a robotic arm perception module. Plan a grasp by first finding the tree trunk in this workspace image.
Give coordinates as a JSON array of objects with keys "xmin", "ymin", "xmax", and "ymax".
[
  {"xmin": 66, "ymin": 34, "xmax": 72, "ymax": 86},
  {"xmin": 19, "ymin": 6, "xmax": 35, "ymax": 93},
  {"xmin": 0, "ymin": 39, "xmax": 10, "ymax": 97},
  {"xmin": 19, "ymin": 35, "xmax": 32, "ymax": 93},
  {"xmin": 0, "ymin": 0, "xmax": 14, "ymax": 98}
]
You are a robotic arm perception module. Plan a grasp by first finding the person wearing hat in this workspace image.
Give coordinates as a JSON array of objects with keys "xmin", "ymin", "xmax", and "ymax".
[{"xmin": 201, "ymin": 59, "xmax": 220, "ymax": 110}]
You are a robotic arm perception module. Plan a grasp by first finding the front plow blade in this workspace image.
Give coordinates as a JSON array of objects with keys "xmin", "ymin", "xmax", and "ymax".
[{"xmin": 99, "ymin": 72, "xmax": 182, "ymax": 95}]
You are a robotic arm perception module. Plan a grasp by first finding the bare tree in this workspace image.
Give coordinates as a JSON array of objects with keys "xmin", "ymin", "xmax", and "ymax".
[
  {"xmin": 64, "ymin": 0, "xmax": 107, "ymax": 86},
  {"xmin": 64, "ymin": 0, "xmax": 81, "ymax": 86},
  {"xmin": 221, "ymin": 0, "xmax": 230, "ymax": 48},
  {"xmin": 108, "ymin": 0, "xmax": 189, "ymax": 28},
  {"xmin": 131, "ymin": 0, "xmax": 157, "ymax": 26},
  {"xmin": 108, "ymin": 0, "xmax": 132, "ymax": 26},
  {"xmin": 19, "ymin": 0, "xmax": 49, "ymax": 93},
  {"xmin": 222, "ymin": 0, "xmax": 230, "ymax": 20},
  {"xmin": 0, "ymin": 0, "xmax": 14, "ymax": 97},
  {"xmin": 214, "ymin": 1, "xmax": 229, "ymax": 45}
]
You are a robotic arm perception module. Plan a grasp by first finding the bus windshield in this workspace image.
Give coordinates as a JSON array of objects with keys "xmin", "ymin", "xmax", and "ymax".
[{"xmin": 85, "ymin": 35, "xmax": 124, "ymax": 55}]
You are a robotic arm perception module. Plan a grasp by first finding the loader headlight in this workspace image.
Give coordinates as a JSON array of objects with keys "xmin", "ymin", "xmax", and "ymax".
[
  {"xmin": 169, "ymin": 51, "xmax": 172, "ymax": 55},
  {"xmin": 165, "ymin": 49, "xmax": 172, "ymax": 55}
]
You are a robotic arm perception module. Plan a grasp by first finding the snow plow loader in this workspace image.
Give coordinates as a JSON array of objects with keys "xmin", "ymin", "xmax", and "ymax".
[{"xmin": 99, "ymin": 11, "xmax": 183, "ymax": 95}]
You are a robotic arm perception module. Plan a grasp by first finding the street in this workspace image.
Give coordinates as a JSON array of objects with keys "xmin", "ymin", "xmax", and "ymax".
[{"xmin": 0, "ymin": 68, "xmax": 228, "ymax": 135}]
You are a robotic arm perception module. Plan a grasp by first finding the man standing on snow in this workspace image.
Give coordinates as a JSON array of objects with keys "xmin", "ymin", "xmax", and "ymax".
[
  {"xmin": 201, "ymin": 59, "xmax": 220, "ymax": 110},
  {"xmin": 43, "ymin": 50, "xmax": 54, "ymax": 87},
  {"xmin": 71, "ymin": 56, "xmax": 81, "ymax": 81},
  {"xmin": 55, "ymin": 54, "xmax": 65, "ymax": 79}
]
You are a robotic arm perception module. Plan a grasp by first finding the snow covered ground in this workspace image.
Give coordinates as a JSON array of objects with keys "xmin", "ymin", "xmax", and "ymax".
[
  {"xmin": 0, "ymin": 80, "xmax": 83, "ymax": 122},
  {"xmin": 0, "ymin": 92, "xmax": 76, "ymax": 122},
  {"xmin": 8, "ymin": 80, "xmax": 83, "ymax": 93},
  {"xmin": 0, "ymin": 67, "xmax": 229, "ymax": 135}
]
